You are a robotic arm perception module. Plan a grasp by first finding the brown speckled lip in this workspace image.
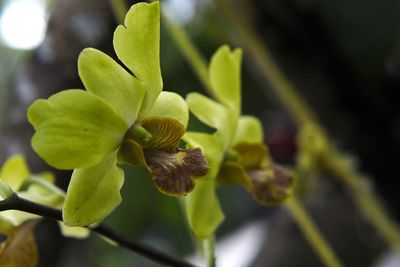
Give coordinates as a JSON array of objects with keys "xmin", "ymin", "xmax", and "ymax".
[{"xmin": 144, "ymin": 148, "xmax": 209, "ymax": 196}]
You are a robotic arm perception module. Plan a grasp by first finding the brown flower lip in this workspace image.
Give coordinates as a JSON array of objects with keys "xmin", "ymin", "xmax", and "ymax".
[
  {"xmin": 247, "ymin": 164, "xmax": 294, "ymax": 206},
  {"xmin": 144, "ymin": 148, "xmax": 209, "ymax": 196}
]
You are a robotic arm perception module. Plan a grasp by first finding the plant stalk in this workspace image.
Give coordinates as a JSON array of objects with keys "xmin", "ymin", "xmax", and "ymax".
[
  {"xmin": 203, "ymin": 236, "xmax": 216, "ymax": 267},
  {"xmin": 285, "ymin": 197, "xmax": 344, "ymax": 267},
  {"xmin": 215, "ymin": 0, "xmax": 400, "ymax": 255},
  {"xmin": 0, "ymin": 194, "xmax": 195, "ymax": 267}
]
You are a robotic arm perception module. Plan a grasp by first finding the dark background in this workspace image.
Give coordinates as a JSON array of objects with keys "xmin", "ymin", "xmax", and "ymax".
[{"xmin": 1, "ymin": 0, "xmax": 400, "ymax": 266}]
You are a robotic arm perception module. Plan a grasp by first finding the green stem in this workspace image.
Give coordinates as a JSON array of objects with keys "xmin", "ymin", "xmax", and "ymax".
[
  {"xmin": 216, "ymin": 0, "xmax": 314, "ymax": 126},
  {"xmin": 203, "ymin": 236, "xmax": 216, "ymax": 267},
  {"xmin": 161, "ymin": 12, "xmax": 214, "ymax": 96},
  {"xmin": 163, "ymin": 5, "xmax": 343, "ymax": 266},
  {"xmin": 0, "ymin": 194, "xmax": 195, "ymax": 267},
  {"xmin": 125, "ymin": 124, "xmax": 153, "ymax": 145},
  {"xmin": 216, "ymin": 0, "xmax": 400, "ymax": 255},
  {"xmin": 325, "ymin": 150, "xmax": 400, "ymax": 253},
  {"xmin": 285, "ymin": 197, "xmax": 344, "ymax": 267}
]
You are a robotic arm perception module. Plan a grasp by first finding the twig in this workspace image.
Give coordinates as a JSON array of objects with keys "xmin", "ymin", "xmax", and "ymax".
[
  {"xmin": 285, "ymin": 197, "xmax": 344, "ymax": 267},
  {"xmin": 0, "ymin": 194, "xmax": 195, "ymax": 267}
]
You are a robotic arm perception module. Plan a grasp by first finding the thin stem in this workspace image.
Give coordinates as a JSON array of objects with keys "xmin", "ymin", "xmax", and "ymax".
[
  {"xmin": 216, "ymin": 0, "xmax": 400, "ymax": 255},
  {"xmin": 0, "ymin": 194, "xmax": 195, "ymax": 267},
  {"xmin": 285, "ymin": 197, "xmax": 344, "ymax": 267},
  {"xmin": 161, "ymin": 12, "xmax": 213, "ymax": 96},
  {"xmin": 325, "ymin": 151, "xmax": 400, "ymax": 253},
  {"xmin": 216, "ymin": 0, "xmax": 316, "ymax": 126},
  {"xmin": 163, "ymin": 5, "xmax": 344, "ymax": 266},
  {"xmin": 203, "ymin": 236, "xmax": 216, "ymax": 267}
]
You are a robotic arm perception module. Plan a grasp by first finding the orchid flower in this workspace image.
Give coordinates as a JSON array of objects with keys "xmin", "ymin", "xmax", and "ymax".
[
  {"xmin": 27, "ymin": 2, "xmax": 208, "ymax": 227},
  {"xmin": 183, "ymin": 46, "xmax": 295, "ymax": 238}
]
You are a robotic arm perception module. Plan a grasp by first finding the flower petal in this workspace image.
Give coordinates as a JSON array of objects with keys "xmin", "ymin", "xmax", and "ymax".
[
  {"xmin": 248, "ymin": 165, "xmax": 295, "ymax": 206},
  {"xmin": 144, "ymin": 148, "xmax": 208, "ymax": 196},
  {"xmin": 113, "ymin": 1, "xmax": 162, "ymax": 119},
  {"xmin": 28, "ymin": 89, "xmax": 128, "ymax": 169},
  {"xmin": 117, "ymin": 139, "xmax": 147, "ymax": 166},
  {"xmin": 141, "ymin": 117, "xmax": 185, "ymax": 150},
  {"xmin": 183, "ymin": 179, "xmax": 224, "ymax": 238},
  {"xmin": 78, "ymin": 48, "xmax": 145, "ymax": 125},
  {"xmin": 147, "ymin": 92, "xmax": 189, "ymax": 128},
  {"xmin": 234, "ymin": 142, "xmax": 269, "ymax": 169},
  {"xmin": 209, "ymin": 45, "xmax": 242, "ymax": 112},
  {"xmin": 0, "ymin": 155, "xmax": 30, "ymax": 191},
  {"xmin": 63, "ymin": 152, "xmax": 124, "ymax": 226},
  {"xmin": 58, "ymin": 222, "xmax": 90, "ymax": 239},
  {"xmin": 233, "ymin": 116, "xmax": 264, "ymax": 145},
  {"xmin": 183, "ymin": 132, "xmax": 225, "ymax": 180},
  {"xmin": 0, "ymin": 221, "xmax": 38, "ymax": 267},
  {"xmin": 217, "ymin": 161, "xmax": 252, "ymax": 190},
  {"xmin": 186, "ymin": 93, "xmax": 236, "ymax": 150}
]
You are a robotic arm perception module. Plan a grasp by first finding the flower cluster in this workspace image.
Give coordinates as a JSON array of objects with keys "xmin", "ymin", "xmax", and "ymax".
[
  {"xmin": 182, "ymin": 46, "xmax": 295, "ymax": 238},
  {"xmin": 27, "ymin": 2, "xmax": 208, "ymax": 227}
]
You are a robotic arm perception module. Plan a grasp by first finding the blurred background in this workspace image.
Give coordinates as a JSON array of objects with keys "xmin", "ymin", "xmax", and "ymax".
[{"xmin": 1, "ymin": 0, "xmax": 400, "ymax": 266}]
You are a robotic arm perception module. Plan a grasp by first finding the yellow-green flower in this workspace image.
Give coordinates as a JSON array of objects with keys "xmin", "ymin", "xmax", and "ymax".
[
  {"xmin": 27, "ymin": 2, "xmax": 208, "ymax": 227},
  {"xmin": 183, "ymin": 46, "xmax": 295, "ymax": 238}
]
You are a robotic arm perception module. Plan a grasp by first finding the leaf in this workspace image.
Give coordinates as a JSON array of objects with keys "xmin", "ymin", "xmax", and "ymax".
[
  {"xmin": 28, "ymin": 89, "xmax": 128, "ymax": 170},
  {"xmin": 183, "ymin": 180, "xmax": 224, "ymax": 238},
  {"xmin": 63, "ymin": 152, "xmax": 124, "ymax": 226},
  {"xmin": 78, "ymin": 48, "xmax": 146, "ymax": 126},
  {"xmin": 0, "ymin": 155, "xmax": 30, "ymax": 191},
  {"xmin": 0, "ymin": 220, "xmax": 38, "ymax": 267},
  {"xmin": 209, "ymin": 45, "xmax": 242, "ymax": 112},
  {"xmin": 141, "ymin": 117, "xmax": 185, "ymax": 150},
  {"xmin": 113, "ymin": 1, "xmax": 162, "ymax": 119},
  {"xmin": 186, "ymin": 93, "xmax": 236, "ymax": 150},
  {"xmin": 144, "ymin": 148, "xmax": 209, "ymax": 196},
  {"xmin": 147, "ymin": 92, "xmax": 189, "ymax": 128},
  {"xmin": 183, "ymin": 132, "xmax": 225, "ymax": 181},
  {"xmin": 58, "ymin": 222, "xmax": 90, "ymax": 239},
  {"xmin": 233, "ymin": 116, "xmax": 264, "ymax": 145}
]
